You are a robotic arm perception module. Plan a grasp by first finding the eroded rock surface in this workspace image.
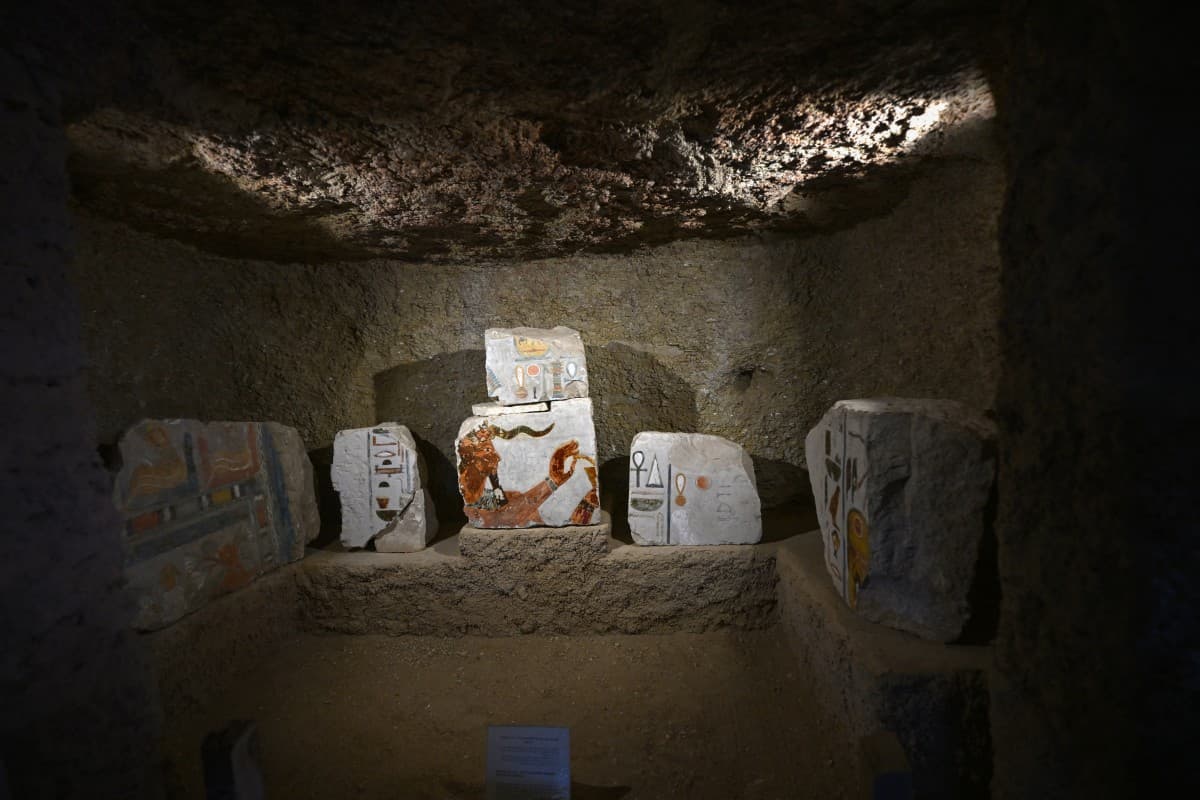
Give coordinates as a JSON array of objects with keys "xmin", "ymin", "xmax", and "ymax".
[
  {"xmin": 805, "ymin": 398, "xmax": 996, "ymax": 641},
  {"xmin": 60, "ymin": 0, "xmax": 998, "ymax": 262}
]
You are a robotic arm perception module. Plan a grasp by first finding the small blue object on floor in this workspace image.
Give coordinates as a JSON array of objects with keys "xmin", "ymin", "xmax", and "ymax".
[{"xmin": 486, "ymin": 724, "xmax": 570, "ymax": 800}]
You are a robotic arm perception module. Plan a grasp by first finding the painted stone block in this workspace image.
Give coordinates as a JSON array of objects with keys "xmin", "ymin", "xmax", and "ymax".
[
  {"xmin": 805, "ymin": 398, "xmax": 997, "ymax": 642},
  {"xmin": 332, "ymin": 423, "xmax": 437, "ymax": 551},
  {"xmin": 456, "ymin": 397, "xmax": 600, "ymax": 528},
  {"xmin": 113, "ymin": 419, "xmax": 319, "ymax": 631},
  {"xmin": 627, "ymin": 432, "xmax": 762, "ymax": 546},
  {"xmin": 374, "ymin": 489, "xmax": 438, "ymax": 553},
  {"xmin": 484, "ymin": 326, "xmax": 589, "ymax": 406}
]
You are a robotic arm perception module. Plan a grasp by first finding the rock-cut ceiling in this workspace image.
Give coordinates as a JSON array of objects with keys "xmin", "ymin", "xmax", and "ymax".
[{"xmin": 63, "ymin": 0, "xmax": 999, "ymax": 262}]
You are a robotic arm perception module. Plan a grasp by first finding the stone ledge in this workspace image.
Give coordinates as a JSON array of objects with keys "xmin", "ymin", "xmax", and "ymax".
[
  {"xmin": 775, "ymin": 532, "xmax": 991, "ymax": 799},
  {"xmin": 141, "ymin": 568, "xmax": 302, "ymax": 722},
  {"xmin": 296, "ymin": 528, "xmax": 777, "ymax": 637}
]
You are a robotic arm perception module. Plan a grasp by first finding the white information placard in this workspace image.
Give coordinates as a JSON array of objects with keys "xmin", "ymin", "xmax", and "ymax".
[{"xmin": 485, "ymin": 725, "xmax": 570, "ymax": 800}]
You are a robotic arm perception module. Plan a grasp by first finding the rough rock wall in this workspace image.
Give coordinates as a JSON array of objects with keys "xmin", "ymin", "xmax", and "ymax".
[
  {"xmin": 75, "ymin": 147, "xmax": 1002, "ymax": 525},
  {"xmin": 0, "ymin": 49, "xmax": 161, "ymax": 798},
  {"xmin": 991, "ymin": 3, "xmax": 1196, "ymax": 798}
]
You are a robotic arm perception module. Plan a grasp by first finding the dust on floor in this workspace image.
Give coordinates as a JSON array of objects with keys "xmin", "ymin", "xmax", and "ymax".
[{"xmin": 161, "ymin": 628, "xmax": 863, "ymax": 799}]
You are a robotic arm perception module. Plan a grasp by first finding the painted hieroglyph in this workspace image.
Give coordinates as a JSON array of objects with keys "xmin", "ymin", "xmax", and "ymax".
[
  {"xmin": 627, "ymin": 432, "xmax": 761, "ymax": 546},
  {"xmin": 113, "ymin": 419, "xmax": 319, "ymax": 630},
  {"xmin": 331, "ymin": 423, "xmax": 437, "ymax": 552},
  {"xmin": 456, "ymin": 398, "xmax": 599, "ymax": 528},
  {"xmin": 805, "ymin": 398, "xmax": 997, "ymax": 641},
  {"xmin": 484, "ymin": 326, "xmax": 589, "ymax": 406},
  {"xmin": 807, "ymin": 406, "xmax": 872, "ymax": 607}
]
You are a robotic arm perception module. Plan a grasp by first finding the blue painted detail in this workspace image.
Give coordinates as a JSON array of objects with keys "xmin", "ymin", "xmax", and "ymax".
[
  {"xmin": 125, "ymin": 500, "xmax": 253, "ymax": 565},
  {"xmin": 124, "ymin": 477, "xmax": 258, "ymax": 540},
  {"xmin": 260, "ymin": 426, "xmax": 297, "ymax": 561}
]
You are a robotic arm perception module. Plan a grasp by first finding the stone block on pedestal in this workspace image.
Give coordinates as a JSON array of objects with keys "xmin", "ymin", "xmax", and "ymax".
[
  {"xmin": 804, "ymin": 398, "xmax": 997, "ymax": 642},
  {"xmin": 332, "ymin": 423, "xmax": 437, "ymax": 552},
  {"xmin": 112, "ymin": 419, "xmax": 319, "ymax": 630},
  {"xmin": 627, "ymin": 432, "xmax": 762, "ymax": 546},
  {"xmin": 484, "ymin": 326, "xmax": 588, "ymax": 406},
  {"xmin": 456, "ymin": 397, "xmax": 599, "ymax": 528}
]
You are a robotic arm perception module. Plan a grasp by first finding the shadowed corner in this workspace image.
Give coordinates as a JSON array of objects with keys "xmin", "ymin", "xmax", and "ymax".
[
  {"xmin": 412, "ymin": 430, "xmax": 465, "ymax": 544},
  {"xmin": 306, "ymin": 445, "xmax": 342, "ymax": 549},
  {"xmin": 588, "ymin": 341, "xmax": 698, "ymax": 545},
  {"xmin": 753, "ymin": 458, "xmax": 817, "ymax": 543},
  {"xmin": 954, "ymin": 448, "xmax": 1000, "ymax": 646},
  {"xmin": 373, "ymin": 349, "xmax": 486, "ymax": 540},
  {"xmin": 600, "ymin": 455, "xmax": 632, "ymax": 544}
]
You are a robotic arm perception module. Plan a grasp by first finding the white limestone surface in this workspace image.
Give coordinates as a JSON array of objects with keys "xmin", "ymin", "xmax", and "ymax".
[
  {"xmin": 627, "ymin": 432, "xmax": 762, "ymax": 546},
  {"xmin": 484, "ymin": 326, "xmax": 589, "ymax": 406},
  {"xmin": 456, "ymin": 397, "xmax": 599, "ymax": 528},
  {"xmin": 471, "ymin": 401, "xmax": 550, "ymax": 416},
  {"xmin": 332, "ymin": 423, "xmax": 435, "ymax": 550},
  {"xmin": 805, "ymin": 398, "xmax": 997, "ymax": 641},
  {"xmin": 374, "ymin": 489, "xmax": 438, "ymax": 552}
]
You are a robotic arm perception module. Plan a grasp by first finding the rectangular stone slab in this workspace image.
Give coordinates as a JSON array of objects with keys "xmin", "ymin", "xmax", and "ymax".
[
  {"xmin": 112, "ymin": 419, "xmax": 319, "ymax": 631},
  {"xmin": 627, "ymin": 432, "xmax": 762, "ymax": 546},
  {"xmin": 484, "ymin": 326, "xmax": 589, "ymax": 406},
  {"xmin": 332, "ymin": 423, "xmax": 436, "ymax": 551},
  {"xmin": 456, "ymin": 397, "xmax": 599, "ymax": 527},
  {"xmin": 805, "ymin": 398, "xmax": 997, "ymax": 642},
  {"xmin": 471, "ymin": 401, "xmax": 549, "ymax": 416}
]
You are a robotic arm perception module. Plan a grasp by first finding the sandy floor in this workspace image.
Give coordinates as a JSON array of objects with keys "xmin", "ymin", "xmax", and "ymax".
[{"xmin": 161, "ymin": 628, "xmax": 863, "ymax": 799}]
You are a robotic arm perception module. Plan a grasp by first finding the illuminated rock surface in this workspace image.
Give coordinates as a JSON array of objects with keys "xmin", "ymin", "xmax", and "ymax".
[
  {"xmin": 332, "ymin": 423, "xmax": 436, "ymax": 551},
  {"xmin": 456, "ymin": 398, "xmax": 599, "ymax": 528},
  {"xmin": 805, "ymin": 398, "xmax": 996, "ymax": 641},
  {"xmin": 627, "ymin": 432, "xmax": 761, "ymax": 546},
  {"xmin": 61, "ymin": 1, "xmax": 996, "ymax": 263}
]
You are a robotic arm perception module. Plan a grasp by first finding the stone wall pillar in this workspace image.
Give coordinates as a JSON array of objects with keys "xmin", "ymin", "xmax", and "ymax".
[
  {"xmin": 0, "ymin": 46, "xmax": 162, "ymax": 798},
  {"xmin": 993, "ymin": 3, "xmax": 1195, "ymax": 797}
]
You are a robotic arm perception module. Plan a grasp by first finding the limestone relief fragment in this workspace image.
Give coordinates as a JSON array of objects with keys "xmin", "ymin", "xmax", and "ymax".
[
  {"xmin": 805, "ymin": 398, "xmax": 997, "ymax": 641},
  {"xmin": 627, "ymin": 432, "xmax": 762, "ymax": 546}
]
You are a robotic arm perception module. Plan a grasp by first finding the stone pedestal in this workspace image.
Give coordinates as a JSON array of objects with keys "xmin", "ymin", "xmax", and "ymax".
[
  {"xmin": 112, "ymin": 419, "xmax": 319, "ymax": 630},
  {"xmin": 627, "ymin": 432, "xmax": 762, "ymax": 546},
  {"xmin": 332, "ymin": 423, "xmax": 437, "ymax": 551},
  {"xmin": 775, "ymin": 532, "xmax": 991, "ymax": 799},
  {"xmin": 297, "ymin": 509, "xmax": 778, "ymax": 636},
  {"xmin": 805, "ymin": 398, "xmax": 997, "ymax": 641},
  {"xmin": 459, "ymin": 513, "xmax": 612, "ymax": 563},
  {"xmin": 456, "ymin": 397, "xmax": 599, "ymax": 528}
]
